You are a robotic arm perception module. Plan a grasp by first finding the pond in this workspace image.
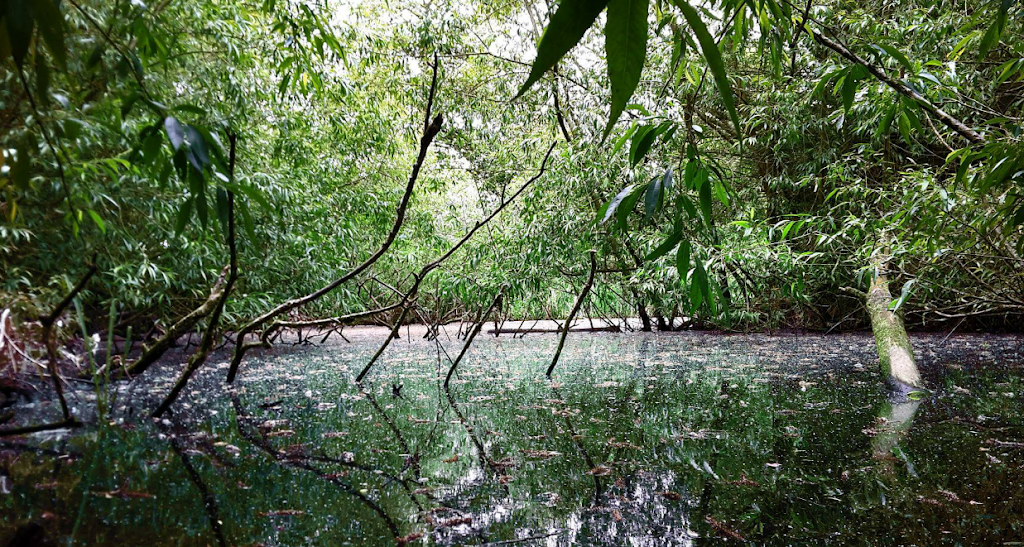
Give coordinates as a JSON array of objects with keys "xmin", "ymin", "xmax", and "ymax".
[{"xmin": 2, "ymin": 330, "xmax": 1024, "ymax": 546}]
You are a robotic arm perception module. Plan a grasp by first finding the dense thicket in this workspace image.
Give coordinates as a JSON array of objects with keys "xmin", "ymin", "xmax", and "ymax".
[{"xmin": 2, "ymin": 0, "xmax": 1022, "ymax": 358}]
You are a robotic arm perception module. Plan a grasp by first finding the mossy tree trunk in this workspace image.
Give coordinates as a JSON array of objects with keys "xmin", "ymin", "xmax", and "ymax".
[{"xmin": 865, "ymin": 243, "xmax": 923, "ymax": 392}]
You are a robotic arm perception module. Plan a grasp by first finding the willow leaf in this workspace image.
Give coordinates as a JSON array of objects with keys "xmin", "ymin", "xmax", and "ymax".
[
  {"xmin": 516, "ymin": 0, "xmax": 611, "ymax": 98},
  {"xmin": 604, "ymin": 0, "xmax": 649, "ymax": 138}
]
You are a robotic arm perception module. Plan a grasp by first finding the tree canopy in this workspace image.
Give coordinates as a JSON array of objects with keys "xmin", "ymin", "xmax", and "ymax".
[{"xmin": 2, "ymin": 0, "xmax": 1022, "ymax": 346}]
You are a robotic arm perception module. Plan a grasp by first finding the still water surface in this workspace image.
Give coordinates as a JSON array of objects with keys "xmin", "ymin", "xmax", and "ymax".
[{"xmin": 2, "ymin": 331, "xmax": 1023, "ymax": 545}]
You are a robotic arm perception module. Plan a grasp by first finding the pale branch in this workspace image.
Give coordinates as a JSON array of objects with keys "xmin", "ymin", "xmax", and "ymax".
[
  {"xmin": 226, "ymin": 56, "xmax": 443, "ymax": 384},
  {"xmin": 546, "ymin": 249, "xmax": 597, "ymax": 378},
  {"xmin": 257, "ymin": 302, "xmax": 404, "ymax": 346},
  {"xmin": 353, "ymin": 141, "xmax": 558, "ymax": 384},
  {"xmin": 0, "ymin": 418, "xmax": 82, "ymax": 438}
]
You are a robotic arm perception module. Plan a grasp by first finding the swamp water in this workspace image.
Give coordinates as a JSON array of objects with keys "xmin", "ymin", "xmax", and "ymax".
[{"xmin": 2, "ymin": 331, "xmax": 1024, "ymax": 546}]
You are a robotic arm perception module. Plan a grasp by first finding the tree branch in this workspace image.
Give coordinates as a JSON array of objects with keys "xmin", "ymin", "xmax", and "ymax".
[
  {"xmin": 227, "ymin": 57, "xmax": 444, "ymax": 383},
  {"xmin": 546, "ymin": 249, "xmax": 597, "ymax": 378}
]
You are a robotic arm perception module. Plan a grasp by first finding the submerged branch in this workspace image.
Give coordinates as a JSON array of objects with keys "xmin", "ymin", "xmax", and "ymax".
[
  {"xmin": 152, "ymin": 134, "xmax": 240, "ymax": 417},
  {"xmin": 38, "ymin": 256, "xmax": 98, "ymax": 422},
  {"xmin": 546, "ymin": 249, "xmax": 597, "ymax": 378},
  {"xmin": 444, "ymin": 291, "xmax": 503, "ymax": 390}
]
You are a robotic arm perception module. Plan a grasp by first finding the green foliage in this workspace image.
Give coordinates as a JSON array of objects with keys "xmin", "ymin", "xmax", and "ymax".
[
  {"xmin": 604, "ymin": 0, "xmax": 649, "ymax": 137},
  {"xmin": 1, "ymin": 0, "xmax": 1022, "ymax": 339}
]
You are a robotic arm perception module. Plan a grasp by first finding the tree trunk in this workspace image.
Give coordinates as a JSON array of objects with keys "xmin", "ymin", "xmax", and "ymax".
[
  {"xmin": 864, "ymin": 248, "xmax": 923, "ymax": 393},
  {"xmin": 633, "ymin": 290, "xmax": 652, "ymax": 332}
]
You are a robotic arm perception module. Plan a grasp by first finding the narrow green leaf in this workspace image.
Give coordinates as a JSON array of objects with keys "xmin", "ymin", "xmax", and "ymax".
[
  {"xmin": 612, "ymin": 124, "xmax": 638, "ymax": 156},
  {"xmin": 875, "ymin": 102, "xmax": 897, "ymax": 139},
  {"xmin": 185, "ymin": 125, "xmax": 209, "ymax": 170},
  {"xmin": 676, "ymin": 240, "xmax": 691, "ymax": 282},
  {"xmin": 677, "ymin": 195, "xmax": 698, "ymax": 219},
  {"xmin": 675, "ymin": 1, "xmax": 741, "ymax": 138},
  {"xmin": 5, "ymin": 0, "xmax": 35, "ymax": 68},
  {"xmin": 714, "ymin": 179, "xmax": 729, "ymax": 206},
  {"xmin": 631, "ymin": 124, "xmax": 665, "ymax": 167},
  {"xmin": 174, "ymin": 199, "xmax": 193, "ymax": 236},
  {"xmin": 86, "ymin": 209, "xmax": 105, "ymax": 234},
  {"xmin": 32, "ymin": 0, "xmax": 66, "ymax": 69},
  {"xmin": 516, "ymin": 0, "xmax": 611, "ymax": 98},
  {"xmin": 604, "ymin": 0, "xmax": 649, "ymax": 138},
  {"xmin": 234, "ymin": 183, "xmax": 273, "ymax": 213},
  {"xmin": 877, "ymin": 44, "xmax": 914, "ymax": 73},
  {"xmin": 173, "ymin": 104, "xmax": 208, "ymax": 116},
  {"xmin": 699, "ymin": 176, "xmax": 713, "ymax": 228},
  {"xmin": 696, "ymin": 259, "xmax": 712, "ymax": 305},
  {"xmin": 978, "ymin": 0, "xmax": 1010, "ymax": 59},
  {"xmin": 644, "ymin": 175, "xmax": 662, "ymax": 219},
  {"xmin": 689, "ymin": 260, "xmax": 704, "ymax": 310},
  {"xmin": 841, "ymin": 73, "xmax": 857, "ymax": 114},
  {"xmin": 898, "ymin": 111, "xmax": 911, "ymax": 143},
  {"xmin": 35, "ymin": 52, "xmax": 50, "ymax": 101},
  {"xmin": 646, "ymin": 230, "xmax": 681, "ymax": 261}
]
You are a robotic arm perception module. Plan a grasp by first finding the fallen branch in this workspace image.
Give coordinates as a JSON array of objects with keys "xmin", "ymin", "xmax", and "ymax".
[
  {"xmin": 40, "ymin": 256, "xmax": 98, "ymax": 421},
  {"xmin": 444, "ymin": 291, "xmax": 503, "ymax": 390},
  {"xmin": 226, "ymin": 57, "xmax": 443, "ymax": 384},
  {"xmin": 486, "ymin": 325, "xmax": 620, "ymax": 335},
  {"xmin": 0, "ymin": 417, "xmax": 82, "ymax": 438},
  {"xmin": 354, "ymin": 141, "xmax": 558, "ymax": 383},
  {"xmin": 256, "ymin": 302, "xmax": 403, "ymax": 348}
]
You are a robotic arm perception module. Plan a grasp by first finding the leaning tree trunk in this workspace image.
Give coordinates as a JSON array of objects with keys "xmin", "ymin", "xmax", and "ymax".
[{"xmin": 864, "ymin": 246, "xmax": 923, "ymax": 393}]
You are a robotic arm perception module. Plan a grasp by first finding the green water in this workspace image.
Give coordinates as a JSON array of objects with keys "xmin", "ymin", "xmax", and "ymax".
[{"xmin": 2, "ymin": 332, "xmax": 1023, "ymax": 545}]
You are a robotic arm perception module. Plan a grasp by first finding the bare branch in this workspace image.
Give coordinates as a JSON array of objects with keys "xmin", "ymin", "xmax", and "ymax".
[
  {"xmin": 546, "ymin": 249, "xmax": 597, "ymax": 378},
  {"xmin": 227, "ymin": 60, "xmax": 445, "ymax": 383}
]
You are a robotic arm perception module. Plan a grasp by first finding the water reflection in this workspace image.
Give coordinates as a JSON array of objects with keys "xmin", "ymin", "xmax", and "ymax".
[{"xmin": 1, "ymin": 332, "xmax": 1023, "ymax": 545}]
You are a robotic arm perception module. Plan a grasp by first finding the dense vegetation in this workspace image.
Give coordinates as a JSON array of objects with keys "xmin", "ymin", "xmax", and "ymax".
[
  {"xmin": 2, "ymin": 0, "xmax": 1023, "ymax": 366},
  {"xmin": 3, "ymin": 2, "xmax": 1024, "ymax": 543}
]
